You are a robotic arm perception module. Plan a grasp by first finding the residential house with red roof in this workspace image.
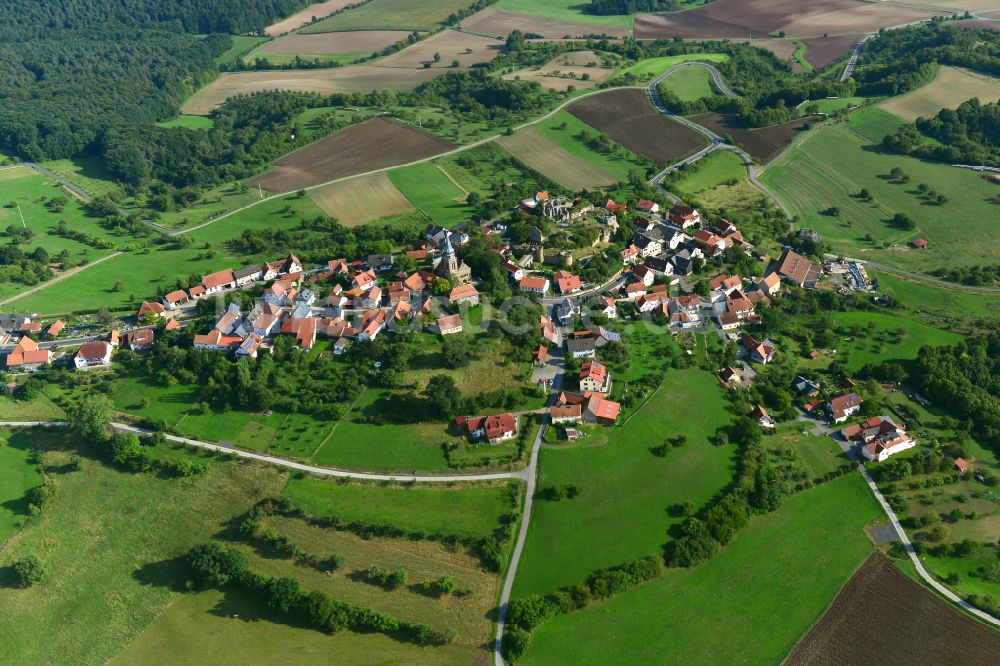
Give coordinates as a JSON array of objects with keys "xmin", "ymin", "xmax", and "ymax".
[
  {"xmin": 162, "ymin": 289, "xmax": 189, "ymax": 310},
  {"xmin": 752, "ymin": 404, "xmax": 776, "ymax": 429},
  {"xmin": 74, "ymin": 341, "xmax": 113, "ymax": 370},
  {"xmin": 193, "ymin": 329, "xmax": 241, "ymax": 351},
  {"xmin": 579, "ymin": 360, "xmax": 612, "ymax": 394},
  {"xmin": 519, "ymin": 276, "xmax": 549, "ymax": 295},
  {"xmin": 584, "ymin": 394, "xmax": 621, "ymax": 424},
  {"xmin": 6, "ymin": 336, "xmax": 50, "ymax": 371},
  {"xmin": 45, "ymin": 320, "xmax": 65, "ymax": 340},
  {"xmin": 771, "ymin": 248, "xmax": 821, "ymax": 289},
  {"xmin": 465, "ymin": 413, "xmax": 518, "ymax": 444},
  {"xmin": 123, "ymin": 329, "xmax": 154, "ymax": 351},
  {"xmin": 554, "ymin": 270, "xmax": 582, "ymax": 295},
  {"xmin": 828, "ymin": 393, "xmax": 863, "ymax": 423},
  {"xmin": 137, "ymin": 301, "xmax": 164, "ymax": 319},
  {"xmin": 202, "ymin": 269, "xmax": 236, "ymax": 294},
  {"xmin": 842, "ymin": 416, "xmax": 914, "ymax": 461},
  {"xmin": 668, "ymin": 204, "xmax": 700, "ymax": 228},
  {"xmin": 449, "ymin": 284, "xmax": 480, "ymax": 306}
]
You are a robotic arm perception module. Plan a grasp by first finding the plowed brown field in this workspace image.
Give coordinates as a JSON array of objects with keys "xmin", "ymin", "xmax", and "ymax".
[
  {"xmin": 786, "ymin": 555, "xmax": 1000, "ymax": 665},
  {"xmin": 249, "ymin": 117, "xmax": 453, "ymax": 192},
  {"xmin": 567, "ymin": 88, "xmax": 706, "ymax": 165},
  {"xmin": 687, "ymin": 112, "xmax": 809, "ymax": 163},
  {"xmin": 800, "ymin": 34, "xmax": 863, "ymax": 69}
]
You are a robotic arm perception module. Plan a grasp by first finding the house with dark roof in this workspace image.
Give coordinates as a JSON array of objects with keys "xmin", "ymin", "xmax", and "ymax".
[
  {"xmin": 74, "ymin": 341, "xmax": 113, "ymax": 369},
  {"xmin": 771, "ymin": 248, "xmax": 821, "ymax": 289},
  {"xmin": 828, "ymin": 393, "xmax": 863, "ymax": 423},
  {"xmin": 233, "ymin": 264, "xmax": 263, "ymax": 287},
  {"xmin": 566, "ymin": 337, "xmax": 596, "ymax": 359}
]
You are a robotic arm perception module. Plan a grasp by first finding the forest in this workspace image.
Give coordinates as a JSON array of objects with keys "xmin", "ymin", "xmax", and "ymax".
[
  {"xmin": 881, "ymin": 99, "xmax": 1000, "ymax": 168},
  {"xmin": 587, "ymin": 0, "xmax": 680, "ymax": 15}
]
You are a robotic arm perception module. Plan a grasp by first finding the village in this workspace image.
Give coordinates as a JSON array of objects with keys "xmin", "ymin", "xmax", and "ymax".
[{"xmin": 0, "ymin": 189, "xmax": 935, "ymax": 464}]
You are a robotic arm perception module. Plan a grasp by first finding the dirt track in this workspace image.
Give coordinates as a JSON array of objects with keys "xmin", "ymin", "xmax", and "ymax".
[
  {"xmin": 785, "ymin": 554, "xmax": 1000, "ymax": 665},
  {"xmin": 250, "ymin": 117, "xmax": 454, "ymax": 192},
  {"xmin": 568, "ymin": 88, "xmax": 705, "ymax": 165}
]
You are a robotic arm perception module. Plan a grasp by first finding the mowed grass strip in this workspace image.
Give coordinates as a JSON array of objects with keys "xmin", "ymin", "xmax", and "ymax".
[
  {"xmin": 520, "ymin": 474, "xmax": 883, "ymax": 665},
  {"xmin": 497, "ymin": 127, "xmax": 617, "ymax": 190},
  {"xmin": 309, "ymin": 172, "xmax": 415, "ymax": 226},
  {"xmin": 301, "ymin": 0, "xmax": 475, "ymax": 32},
  {"xmin": 388, "ymin": 162, "xmax": 475, "ymax": 226},
  {"xmin": 283, "ymin": 476, "xmax": 514, "ymax": 540},
  {"xmin": 512, "ymin": 368, "xmax": 737, "ymax": 597},
  {"xmin": 760, "ymin": 122, "xmax": 1000, "ymax": 272},
  {"xmin": 878, "ymin": 65, "xmax": 1000, "ymax": 122}
]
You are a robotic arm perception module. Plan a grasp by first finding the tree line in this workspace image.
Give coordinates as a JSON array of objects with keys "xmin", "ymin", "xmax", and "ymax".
[{"xmin": 882, "ymin": 99, "xmax": 1000, "ymax": 168}]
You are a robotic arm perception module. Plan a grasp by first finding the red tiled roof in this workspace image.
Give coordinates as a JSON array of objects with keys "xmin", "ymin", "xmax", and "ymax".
[
  {"xmin": 77, "ymin": 341, "xmax": 111, "ymax": 361},
  {"xmin": 449, "ymin": 284, "xmax": 479, "ymax": 302},
  {"xmin": 138, "ymin": 301, "xmax": 164, "ymax": 316},
  {"xmin": 466, "ymin": 413, "xmax": 517, "ymax": 440},
  {"xmin": 46, "ymin": 320, "xmax": 65, "ymax": 337},
  {"xmin": 164, "ymin": 289, "xmax": 188, "ymax": 304},
  {"xmin": 437, "ymin": 314, "xmax": 463, "ymax": 332},
  {"xmin": 202, "ymin": 269, "xmax": 235, "ymax": 289},
  {"xmin": 520, "ymin": 276, "xmax": 548, "ymax": 290}
]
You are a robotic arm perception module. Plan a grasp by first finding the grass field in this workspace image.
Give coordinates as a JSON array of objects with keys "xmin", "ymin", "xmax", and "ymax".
[
  {"xmin": 672, "ymin": 149, "xmax": 745, "ymax": 195},
  {"xmin": 520, "ymin": 474, "xmax": 883, "ymax": 665},
  {"xmin": 387, "ymin": 162, "xmax": 476, "ymax": 226},
  {"xmin": 878, "ymin": 66, "xmax": 1000, "ymax": 122},
  {"xmin": 123, "ymin": 180, "xmax": 264, "ymax": 230},
  {"xmin": 0, "ymin": 431, "xmax": 42, "ymax": 543},
  {"xmin": 760, "ymin": 122, "xmax": 1000, "ymax": 273},
  {"xmin": 875, "ymin": 271, "xmax": 1000, "ymax": 327},
  {"xmin": 0, "ymin": 429, "xmax": 286, "ymax": 664},
  {"xmin": 492, "ymin": 0, "xmax": 633, "ymax": 28},
  {"xmin": 766, "ymin": 426, "xmax": 851, "ymax": 482},
  {"xmin": 828, "ymin": 310, "xmax": 961, "ymax": 371},
  {"xmin": 616, "ymin": 53, "xmax": 729, "ymax": 82},
  {"xmin": 0, "ymin": 394, "xmax": 64, "ymax": 421},
  {"xmin": 529, "ymin": 111, "xmax": 649, "ymax": 184},
  {"xmin": 155, "ymin": 115, "xmax": 215, "ymax": 130},
  {"xmin": 512, "ymin": 368, "xmax": 736, "ymax": 597},
  {"xmin": 497, "ymin": 127, "xmax": 618, "ymax": 190},
  {"xmin": 302, "ymin": 0, "xmax": 474, "ymax": 32},
  {"xmin": 845, "ymin": 105, "xmax": 908, "ymax": 143},
  {"xmin": 660, "ymin": 64, "xmax": 716, "ymax": 101},
  {"xmin": 309, "ymin": 172, "xmax": 415, "ymax": 225},
  {"xmin": 283, "ymin": 476, "xmax": 515, "ymax": 540},
  {"xmin": 36, "ymin": 156, "xmax": 120, "ymax": 198},
  {"xmin": 214, "ymin": 35, "xmax": 268, "ymax": 66}
]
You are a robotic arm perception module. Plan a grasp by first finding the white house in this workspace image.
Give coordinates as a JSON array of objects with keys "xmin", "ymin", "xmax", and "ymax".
[{"xmin": 74, "ymin": 341, "xmax": 113, "ymax": 370}]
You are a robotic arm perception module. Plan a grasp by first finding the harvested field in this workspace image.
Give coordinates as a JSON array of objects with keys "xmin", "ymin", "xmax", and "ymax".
[
  {"xmin": 265, "ymin": 0, "xmax": 359, "ymax": 36},
  {"xmin": 753, "ymin": 38, "xmax": 798, "ymax": 62},
  {"xmin": 799, "ymin": 34, "xmax": 862, "ymax": 69},
  {"xmin": 634, "ymin": 0, "xmax": 940, "ymax": 40},
  {"xmin": 952, "ymin": 18, "xmax": 1000, "ymax": 30},
  {"xmin": 301, "ymin": 0, "xmax": 474, "ymax": 32},
  {"xmin": 498, "ymin": 127, "xmax": 617, "ymax": 190},
  {"xmin": 308, "ymin": 172, "xmax": 414, "ymax": 225},
  {"xmin": 257, "ymin": 30, "xmax": 412, "ymax": 56},
  {"xmin": 374, "ymin": 29, "xmax": 504, "ymax": 69},
  {"xmin": 892, "ymin": 0, "xmax": 1000, "ymax": 11},
  {"xmin": 250, "ymin": 117, "xmax": 454, "ymax": 192},
  {"xmin": 461, "ymin": 7, "xmax": 629, "ymax": 39},
  {"xmin": 687, "ymin": 111, "xmax": 810, "ymax": 163},
  {"xmin": 181, "ymin": 67, "xmax": 440, "ymax": 114},
  {"xmin": 786, "ymin": 555, "xmax": 1000, "ymax": 665},
  {"xmin": 568, "ymin": 88, "xmax": 706, "ymax": 165},
  {"xmin": 878, "ymin": 65, "xmax": 1000, "ymax": 121},
  {"xmin": 503, "ymin": 50, "xmax": 615, "ymax": 91}
]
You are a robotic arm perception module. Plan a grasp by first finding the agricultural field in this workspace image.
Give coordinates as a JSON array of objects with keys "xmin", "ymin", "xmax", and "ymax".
[
  {"xmin": 845, "ymin": 106, "xmax": 908, "ymax": 143},
  {"xmin": 252, "ymin": 30, "xmax": 411, "ymax": 64},
  {"xmin": 309, "ymin": 172, "xmax": 415, "ymax": 225},
  {"xmin": 634, "ymin": 0, "xmax": 941, "ymax": 40},
  {"xmin": 660, "ymin": 64, "xmax": 716, "ymax": 101},
  {"xmin": 568, "ymin": 88, "xmax": 706, "ymax": 164},
  {"xmin": 874, "ymin": 271, "xmax": 1000, "ymax": 327},
  {"xmin": 503, "ymin": 50, "xmax": 616, "ymax": 91},
  {"xmin": 878, "ymin": 65, "xmax": 1000, "ymax": 121},
  {"xmin": 0, "ymin": 430, "xmax": 42, "ymax": 543},
  {"xmin": 760, "ymin": 122, "xmax": 1000, "ymax": 273},
  {"xmin": 786, "ymin": 555, "xmax": 1000, "ymax": 664},
  {"xmin": 387, "ymin": 162, "xmax": 476, "ymax": 226},
  {"xmin": 799, "ymin": 34, "xmax": 863, "ymax": 69},
  {"xmin": 532, "ymin": 110, "xmax": 652, "ymax": 184},
  {"xmin": 493, "ymin": 0, "xmax": 633, "ymax": 28},
  {"xmin": 182, "ymin": 66, "xmax": 442, "ymax": 115},
  {"xmin": 512, "ymin": 368, "xmax": 736, "ymax": 597},
  {"xmin": 686, "ymin": 111, "xmax": 812, "ymax": 163},
  {"xmin": 498, "ymin": 127, "xmax": 618, "ymax": 190},
  {"xmin": 520, "ymin": 474, "xmax": 884, "ymax": 664},
  {"xmin": 462, "ymin": 7, "xmax": 631, "ymax": 39},
  {"xmin": 372, "ymin": 29, "xmax": 504, "ymax": 69},
  {"xmin": 264, "ymin": 0, "xmax": 359, "ymax": 36},
  {"xmin": 214, "ymin": 35, "xmax": 269, "ymax": 66},
  {"xmin": 251, "ymin": 117, "xmax": 453, "ymax": 192},
  {"xmin": 282, "ymin": 476, "xmax": 516, "ymax": 540},
  {"xmin": 301, "ymin": 0, "xmax": 475, "ymax": 32},
  {"xmin": 671, "ymin": 149, "xmax": 745, "ymax": 195}
]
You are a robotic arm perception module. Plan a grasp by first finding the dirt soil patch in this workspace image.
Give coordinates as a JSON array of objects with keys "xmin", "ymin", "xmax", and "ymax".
[
  {"xmin": 799, "ymin": 34, "xmax": 863, "ymax": 69},
  {"xmin": 374, "ymin": 29, "xmax": 504, "ymax": 69},
  {"xmin": 753, "ymin": 38, "xmax": 798, "ymax": 62},
  {"xmin": 568, "ymin": 88, "xmax": 706, "ymax": 165},
  {"xmin": 462, "ymin": 7, "xmax": 629, "ymax": 39},
  {"xmin": 258, "ymin": 30, "xmax": 413, "ymax": 56},
  {"xmin": 634, "ymin": 0, "xmax": 940, "ymax": 40},
  {"xmin": 308, "ymin": 172, "xmax": 414, "ymax": 225},
  {"xmin": 687, "ymin": 111, "xmax": 810, "ymax": 163},
  {"xmin": 878, "ymin": 65, "xmax": 1000, "ymax": 121},
  {"xmin": 498, "ymin": 127, "xmax": 617, "ymax": 189},
  {"xmin": 250, "ymin": 117, "xmax": 454, "ymax": 192},
  {"xmin": 182, "ymin": 67, "xmax": 441, "ymax": 114},
  {"xmin": 265, "ymin": 0, "xmax": 360, "ymax": 36},
  {"xmin": 786, "ymin": 554, "xmax": 1000, "ymax": 665}
]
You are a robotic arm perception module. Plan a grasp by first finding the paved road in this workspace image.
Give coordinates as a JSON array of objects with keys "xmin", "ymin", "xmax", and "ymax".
[
  {"xmin": 493, "ymin": 338, "xmax": 566, "ymax": 666},
  {"xmin": 794, "ymin": 409, "xmax": 1000, "ymax": 626},
  {"xmin": 840, "ymin": 35, "xmax": 870, "ymax": 82}
]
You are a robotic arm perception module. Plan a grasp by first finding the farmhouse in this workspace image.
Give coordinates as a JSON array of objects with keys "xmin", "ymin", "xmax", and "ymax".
[
  {"xmin": 752, "ymin": 404, "xmax": 776, "ymax": 429},
  {"xmin": 554, "ymin": 270, "xmax": 582, "ymax": 294},
  {"xmin": 163, "ymin": 289, "xmax": 189, "ymax": 310},
  {"xmin": 138, "ymin": 301, "xmax": 165, "ymax": 319},
  {"xmin": 202, "ymin": 269, "xmax": 236, "ymax": 294},
  {"xmin": 828, "ymin": 392, "xmax": 863, "ymax": 423},
  {"xmin": 5, "ymin": 336, "xmax": 50, "ymax": 371},
  {"xmin": 584, "ymin": 394, "xmax": 621, "ymax": 424},
  {"xmin": 740, "ymin": 333, "xmax": 775, "ymax": 364},
  {"xmin": 465, "ymin": 413, "xmax": 518, "ymax": 444},
  {"xmin": 771, "ymin": 248, "xmax": 821, "ymax": 289},
  {"xmin": 74, "ymin": 341, "xmax": 113, "ymax": 370},
  {"xmin": 636, "ymin": 199, "xmax": 659, "ymax": 214},
  {"xmin": 579, "ymin": 360, "xmax": 612, "ymax": 393},
  {"xmin": 193, "ymin": 329, "xmax": 242, "ymax": 351},
  {"xmin": 758, "ymin": 272, "xmax": 781, "ymax": 296},
  {"xmin": 842, "ymin": 416, "xmax": 915, "ymax": 461},
  {"xmin": 550, "ymin": 404, "xmax": 582, "ymax": 424},
  {"xmin": 45, "ymin": 320, "xmax": 64, "ymax": 339},
  {"xmin": 233, "ymin": 264, "xmax": 263, "ymax": 286}
]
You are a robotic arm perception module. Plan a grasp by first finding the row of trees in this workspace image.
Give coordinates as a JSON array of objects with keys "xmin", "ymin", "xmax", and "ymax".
[{"xmin": 882, "ymin": 99, "xmax": 1000, "ymax": 168}]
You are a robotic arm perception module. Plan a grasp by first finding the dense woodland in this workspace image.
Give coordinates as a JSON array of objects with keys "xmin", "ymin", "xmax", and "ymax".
[
  {"xmin": 882, "ymin": 100, "xmax": 1000, "ymax": 168},
  {"xmin": 588, "ymin": 0, "xmax": 681, "ymax": 14}
]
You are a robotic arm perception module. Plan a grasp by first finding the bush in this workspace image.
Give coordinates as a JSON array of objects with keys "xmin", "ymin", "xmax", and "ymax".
[
  {"xmin": 14, "ymin": 554, "xmax": 45, "ymax": 587},
  {"xmin": 503, "ymin": 626, "xmax": 532, "ymax": 661},
  {"xmin": 187, "ymin": 542, "xmax": 249, "ymax": 588}
]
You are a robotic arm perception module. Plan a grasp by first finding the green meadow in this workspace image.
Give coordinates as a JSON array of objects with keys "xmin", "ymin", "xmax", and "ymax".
[
  {"xmin": 0, "ymin": 430, "xmax": 43, "ymax": 543},
  {"xmin": 672, "ymin": 149, "xmax": 745, "ymax": 195},
  {"xmin": 388, "ymin": 162, "xmax": 476, "ymax": 226},
  {"xmin": 532, "ymin": 110, "xmax": 652, "ymax": 184}
]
